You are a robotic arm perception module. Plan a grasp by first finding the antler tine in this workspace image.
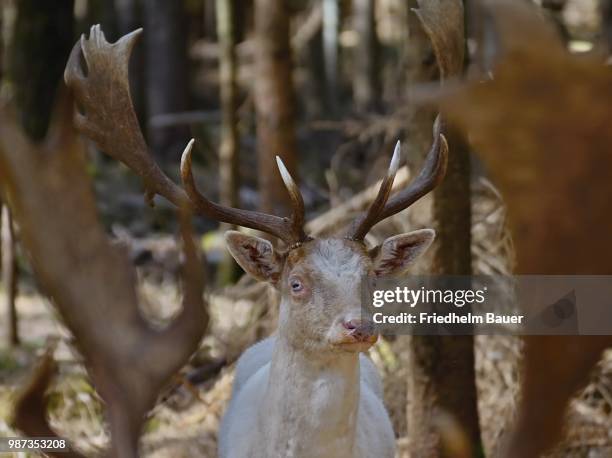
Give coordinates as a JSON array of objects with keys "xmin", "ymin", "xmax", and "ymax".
[
  {"xmin": 348, "ymin": 116, "xmax": 449, "ymax": 241},
  {"xmin": 380, "ymin": 117, "xmax": 448, "ymax": 219},
  {"xmin": 348, "ymin": 140, "xmax": 401, "ymax": 241},
  {"xmin": 67, "ymin": 25, "xmax": 309, "ymax": 246},
  {"xmin": 181, "ymin": 141, "xmax": 307, "ymax": 245},
  {"xmin": 65, "ymin": 25, "xmax": 188, "ymax": 208},
  {"xmin": 276, "ymin": 156, "xmax": 307, "ymax": 243}
]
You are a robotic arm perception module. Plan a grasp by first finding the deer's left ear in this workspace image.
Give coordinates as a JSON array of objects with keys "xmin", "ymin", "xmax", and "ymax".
[{"xmin": 370, "ymin": 229, "xmax": 435, "ymax": 276}]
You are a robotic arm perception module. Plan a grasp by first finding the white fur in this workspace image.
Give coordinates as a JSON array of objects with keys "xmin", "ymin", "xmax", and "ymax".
[
  {"xmin": 230, "ymin": 336, "xmax": 383, "ymax": 399},
  {"xmin": 219, "ymin": 237, "xmax": 407, "ymax": 458},
  {"xmin": 219, "ymin": 335, "xmax": 395, "ymax": 458}
]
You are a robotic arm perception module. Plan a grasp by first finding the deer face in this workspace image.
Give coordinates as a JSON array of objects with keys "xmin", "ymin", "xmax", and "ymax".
[{"xmin": 225, "ymin": 230, "xmax": 435, "ymax": 353}]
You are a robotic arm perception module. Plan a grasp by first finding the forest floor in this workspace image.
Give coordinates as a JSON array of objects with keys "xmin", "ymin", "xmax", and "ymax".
[
  {"xmin": 0, "ymin": 160, "xmax": 611, "ymax": 457},
  {"xmin": 1, "ymin": 265, "xmax": 612, "ymax": 457}
]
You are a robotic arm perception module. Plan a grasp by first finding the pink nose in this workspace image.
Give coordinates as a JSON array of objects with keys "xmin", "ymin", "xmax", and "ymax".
[{"xmin": 343, "ymin": 319, "xmax": 375, "ymax": 341}]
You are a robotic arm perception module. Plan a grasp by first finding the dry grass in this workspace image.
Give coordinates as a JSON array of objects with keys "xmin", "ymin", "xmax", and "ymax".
[{"xmin": 0, "ymin": 172, "xmax": 611, "ymax": 457}]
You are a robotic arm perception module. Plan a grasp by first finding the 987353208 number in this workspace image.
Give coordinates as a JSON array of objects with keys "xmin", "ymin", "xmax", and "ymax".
[{"xmin": 1, "ymin": 437, "xmax": 70, "ymax": 452}]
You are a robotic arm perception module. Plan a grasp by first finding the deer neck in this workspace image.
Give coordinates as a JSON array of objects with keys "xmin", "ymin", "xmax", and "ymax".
[{"xmin": 257, "ymin": 333, "xmax": 361, "ymax": 458}]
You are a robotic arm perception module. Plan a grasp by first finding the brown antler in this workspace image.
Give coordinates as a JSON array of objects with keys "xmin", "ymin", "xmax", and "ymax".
[
  {"xmin": 0, "ymin": 95, "xmax": 207, "ymax": 457},
  {"xmin": 180, "ymin": 141, "xmax": 307, "ymax": 246},
  {"xmin": 64, "ymin": 25, "xmax": 187, "ymax": 207},
  {"xmin": 347, "ymin": 116, "xmax": 448, "ymax": 241},
  {"xmin": 65, "ymin": 25, "xmax": 308, "ymax": 246}
]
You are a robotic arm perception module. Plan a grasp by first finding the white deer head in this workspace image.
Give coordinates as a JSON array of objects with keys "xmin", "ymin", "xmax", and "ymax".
[
  {"xmin": 225, "ymin": 230, "xmax": 434, "ymax": 353},
  {"xmin": 185, "ymin": 125, "xmax": 447, "ymax": 354}
]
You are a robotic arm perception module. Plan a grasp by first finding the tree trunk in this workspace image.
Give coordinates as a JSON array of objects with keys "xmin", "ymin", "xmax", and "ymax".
[
  {"xmin": 253, "ymin": 0, "xmax": 298, "ymax": 214},
  {"xmin": 8, "ymin": 0, "xmax": 74, "ymax": 140},
  {"xmin": 0, "ymin": 0, "xmax": 18, "ymax": 350},
  {"xmin": 216, "ymin": 0, "xmax": 241, "ymax": 285},
  {"xmin": 408, "ymin": 124, "xmax": 480, "ymax": 456},
  {"xmin": 115, "ymin": 0, "xmax": 145, "ymax": 123},
  {"xmin": 0, "ymin": 3, "xmax": 4, "ymax": 78},
  {"xmin": 143, "ymin": 0, "xmax": 190, "ymax": 163},
  {"xmin": 406, "ymin": 1, "xmax": 481, "ymax": 455},
  {"xmin": 1, "ymin": 205, "xmax": 18, "ymax": 347},
  {"xmin": 601, "ymin": 0, "xmax": 612, "ymax": 52},
  {"xmin": 322, "ymin": 0, "xmax": 339, "ymax": 114},
  {"xmin": 352, "ymin": 0, "xmax": 380, "ymax": 112},
  {"xmin": 216, "ymin": 0, "xmax": 240, "ymax": 210},
  {"xmin": 204, "ymin": 0, "xmax": 217, "ymax": 40},
  {"xmin": 298, "ymin": 4, "xmax": 326, "ymax": 117}
]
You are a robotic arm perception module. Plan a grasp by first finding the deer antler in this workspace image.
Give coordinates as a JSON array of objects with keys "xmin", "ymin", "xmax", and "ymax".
[
  {"xmin": 180, "ymin": 142, "xmax": 307, "ymax": 246},
  {"xmin": 65, "ymin": 25, "xmax": 309, "ymax": 247},
  {"xmin": 0, "ymin": 94, "xmax": 207, "ymax": 456},
  {"xmin": 65, "ymin": 25, "xmax": 187, "ymax": 207},
  {"xmin": 347, "ymin": 116, "xmax": 448, "ymax": 241}
]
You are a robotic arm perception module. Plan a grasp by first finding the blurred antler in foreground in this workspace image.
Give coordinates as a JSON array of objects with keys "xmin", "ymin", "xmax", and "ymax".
[
  {"xmin": 418, "ymin": 0, "xmax": 612, "ymax": 456},
  {"xmin": 0, "ymin": 95, "xmax": 208, "ymax": 456},
  {"xmin": 12, "ymin": 342, "xmax": 85, "ymax": 458}
]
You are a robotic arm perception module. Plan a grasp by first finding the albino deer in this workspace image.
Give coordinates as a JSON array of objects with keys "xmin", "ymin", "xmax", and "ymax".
[
  {"xmin": 62, "ymin": 25, "xmax": 448, "ymax": 458},
  {"xmin": 209, "ymin": 132, "xmax": 447, "ymax": 457}
]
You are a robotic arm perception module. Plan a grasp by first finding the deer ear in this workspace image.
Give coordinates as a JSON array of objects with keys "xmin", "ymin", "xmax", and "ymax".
[
  {"xmin": 224, "ymin": 231, "xmax": 283, "ymax": 283},
  {"xmin": 371, "ymin": 229, "xmax": 435, "ymax": 276}
]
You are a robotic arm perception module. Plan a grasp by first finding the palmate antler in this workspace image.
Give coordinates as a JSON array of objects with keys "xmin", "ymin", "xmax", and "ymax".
[
  {"xmin": 65, "ymin": 25, "xmax": 307, "ymax": 246},
  {"xmin": 65, "ymin": 25, "xmax": 447, "ymax": 249},
  {"xmin": 0, "ymin": 94, "xmax": 207, "ymax": 456}
]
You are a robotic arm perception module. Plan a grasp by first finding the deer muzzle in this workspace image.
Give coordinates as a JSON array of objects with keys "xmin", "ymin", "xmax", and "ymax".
[{"xmin": 343, "ymin": 319, "xmax": 378, "ymax": 345}]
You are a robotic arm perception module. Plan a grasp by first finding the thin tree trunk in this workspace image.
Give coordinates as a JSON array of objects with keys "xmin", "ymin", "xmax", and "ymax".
[
  {"xmin": 8, "ymin": 0, "xmax": 74, "ymax": 140},
  {"xmin": 216, "ymin": 0, "xmax": 240, "ymax": 210},
  {"xmin": 406, "ymin": 1, "xmax": 481, "ymax": 455},
  {"xmin": 0, "ymin": 0, "xmax": 18, "ymax": 350},
  {"xmin": 0, "ymin": 2, "xmax": 3, "ymax": 78},
  {"xmin": 305, "ymin": 27, "xmax": 326, "ymax": 117},
  {"xmin": 143, "ymin": 0, "xmax": 190, "ymax": 163},
  {"xmin": 299, "ymin": 5, "xmax": 326, "ymax": 117},
  {"xmin": 352, "ymin": 0, "xmax": 380, "ymax": 112},
  {"xmin": 216, "ymin": 0, "xmax": 241, "ymax": 285},
  {"xmin": 1, "ymin": 205, "xmax": 18, "ymax": 347},
  {"xmin": 253, "ymin": 0, "xmax": 298, "ymax": 214},
  {"xmin": 602, "ymin": 0, "xmax": 612, "ymax": 52},
  {"xmin": 410, "ymin": 122, "xmax": 480, "ymax": 455},
  {"xmin": 115, "ymin": 0, "xmax": 145, "ymax": 123},
  {"xmin": 322, "ymin": 0, "xmax": 339, "ymax": 114},
  {"xmin": 204, "ymin": 0, "xmax": 217, "ymax": 40}
]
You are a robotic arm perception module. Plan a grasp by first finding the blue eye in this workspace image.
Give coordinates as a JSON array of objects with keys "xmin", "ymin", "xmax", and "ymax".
[{"xmin": 290, "ymin": 278, "xmax": 303, "ymax": 292}]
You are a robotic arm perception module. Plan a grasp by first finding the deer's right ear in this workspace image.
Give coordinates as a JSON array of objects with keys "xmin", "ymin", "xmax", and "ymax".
[{"xmin": 224, "ymin": 231, "xmax": 283, "ymax": 283}]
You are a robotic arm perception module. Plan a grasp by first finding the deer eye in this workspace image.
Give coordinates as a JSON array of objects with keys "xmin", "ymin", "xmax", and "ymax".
[{"xmin": 289, "ymin": 277, "xmax": 303, "ymax": 292}]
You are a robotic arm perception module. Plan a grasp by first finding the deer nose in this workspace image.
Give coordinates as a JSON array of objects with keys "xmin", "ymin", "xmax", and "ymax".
[{"xmin": 343, "ymin": 319, "xmax": 375, "ymax": 341}]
